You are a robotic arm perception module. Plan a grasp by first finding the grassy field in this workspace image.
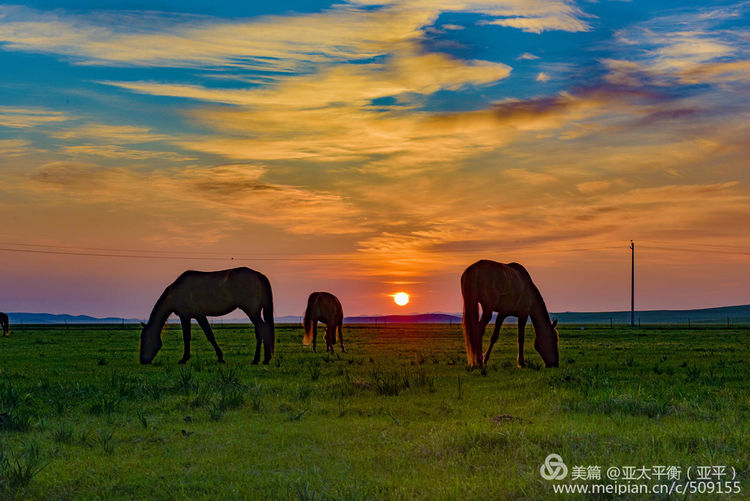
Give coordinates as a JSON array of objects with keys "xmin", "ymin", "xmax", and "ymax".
[{"xmin": 0, "ymin": 322, "xmax": 748, "ymax": 500}]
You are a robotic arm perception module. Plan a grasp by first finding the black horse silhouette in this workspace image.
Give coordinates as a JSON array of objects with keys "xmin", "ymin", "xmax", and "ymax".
[
  {"xmin": 0, "ymin": 312, "xmax": 8, "ymax": 337},
  {"xmin": 139, "ymin": 267, "xmax": 274, "ymax": 365},
  {"xmin": 303, "ymin": 292, "xmax": 345, "ymax": 353},
  {"xmin": 461, "ymin": 260, "xmax": 558, "ymax": 368}
]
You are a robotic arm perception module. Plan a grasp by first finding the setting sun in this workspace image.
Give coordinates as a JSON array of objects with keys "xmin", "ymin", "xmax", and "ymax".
[{"xmin": 394, "ymin": 292, "xmax": 409, "ymax": 306}]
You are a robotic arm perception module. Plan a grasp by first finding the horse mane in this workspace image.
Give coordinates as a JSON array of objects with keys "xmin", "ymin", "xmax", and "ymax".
[
  {"xmin": 508, "ymin": 263, "xmax": 552, "ymax": 320},
  {"xmin": 145, "ymin": 285, "xmax": 174, "ymax": 329}
]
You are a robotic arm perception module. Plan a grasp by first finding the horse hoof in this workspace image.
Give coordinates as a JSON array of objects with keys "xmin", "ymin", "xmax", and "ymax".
[
  {"xmin": 517, "ymin": 361, "xmax": 527, "ymax": 368},
  {"xmin": 218, "ymin": 359, "xmax": 226, "ymax": 364},
  {"xmin": 178, "ymin": 359, "xmax": 188, "ymax": 365},
  {"xmin": 251, "ymin": 359, "xmax": 259, "ymax": 365},
  {"xmin": 262, "ymin": 359, "xmax": 270, "ymax": 365}
]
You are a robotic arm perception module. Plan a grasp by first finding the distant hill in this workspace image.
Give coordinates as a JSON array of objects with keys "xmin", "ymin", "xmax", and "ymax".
[
  {"xmin": 5, "ymin": 304, "xmax": 749, "ymax": 325},
  {"xmin": 7, "ymin": 312, "xmax": 140, "ymax": 325},
  {"xmin": 345, "ymin": 313, "xmax": 461, "ymax": 324},
  {"xmin": 551, "ymin": 304, "xmax": 750, "ymax": 325}
]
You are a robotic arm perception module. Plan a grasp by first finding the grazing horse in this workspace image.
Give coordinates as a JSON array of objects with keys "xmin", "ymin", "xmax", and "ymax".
[
  {"xmin": 461, "ymin": 260, "xmax": 559, "ymax": 368},
  {"xmin": 0, "ymin": 312, "xmax": 8, "ymax": 337},
  {"xmin": 303, "ymin": 292, "xmax": 345, "ymax": 353},
  {"xmin": 139, "ymin": 267, "xmax": 275, "ymax": 365}
]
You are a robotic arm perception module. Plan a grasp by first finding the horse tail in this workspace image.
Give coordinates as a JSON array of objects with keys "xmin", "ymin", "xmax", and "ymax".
[
  {"xmin": 303, "ymin": 295, "xmax": 315, "ymax": 345},
  {"xmin": 461, "ymin": 267, "xmax": 481, "ymax": 367},
  {"xmin": 262, "ymin": 277, "xmax": 275, "ymax": 357}
]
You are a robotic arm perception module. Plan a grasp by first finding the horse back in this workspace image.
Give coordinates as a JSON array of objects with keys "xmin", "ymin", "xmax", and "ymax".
[
  {"xmin": 463, "ymin": 260, "xmax": 534, "ymax": 313},
  {"xmin": 169, "ymin": 267, "xmax": 271, "ymax": 315},
  {"xmin": 308, "ymin": 292, "xmax": 342, "ymax": 322}
]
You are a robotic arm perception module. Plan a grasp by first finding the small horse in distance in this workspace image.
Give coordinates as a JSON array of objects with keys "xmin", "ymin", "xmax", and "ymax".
[
  {"xmin": 303, "ymin": 292, "xmax": 345, "ymax": 353},
  {"xmin": 139, "ymin": 267, "xmax": 275, "ymax": 365},
  {"xmin": 461, "ymin": 260, "xmax": 559, "ymax": 368},
  {"xmin": 0, "ymin": 312, "xmax": 8, "ymax": 337}
]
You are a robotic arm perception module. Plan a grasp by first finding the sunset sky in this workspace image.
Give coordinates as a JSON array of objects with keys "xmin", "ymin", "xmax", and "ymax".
[{"xmin": 1, "ymin": 1, "xmax": 749, "ymax": 319}]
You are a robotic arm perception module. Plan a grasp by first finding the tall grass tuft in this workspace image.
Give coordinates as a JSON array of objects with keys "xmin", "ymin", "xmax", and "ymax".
[
  {"xmin": 176, "ymin": 367, "xmax": 194, "ymax": 394},
  {"xmin": 248, "ymin": 381, "xmax": 263, "ymax": 412},
  {"xmin": 307, "ymin": 360, "xmax": 322, "ymax": 381},
  {"xmin": 51, "ymin": 423, "xmax": 75, "ymax": 444},
  {"xmin": 216, "ymin": 367, "xmax": 241, "ymax": 389},
  {"xmin": 371, "ymin": 368, "xmax": 409, "ymax": 396},
  {"xmin": 136, "ymin": 409, "xmax": 149, "ymax": 429},
  {"xmin": 94, "ymin": 430, "xmax": 115, "ymax": 455},
  {"xmin": 88, "ymin": 392, "xmax": 119, "ymax": 415},
  {"xmin": 0, "ymin": 440, "xmax": 48, "ymax": 489},
  {"xmin": 290, "ymin": 481, "xmax": 327, "ymax": 501}
]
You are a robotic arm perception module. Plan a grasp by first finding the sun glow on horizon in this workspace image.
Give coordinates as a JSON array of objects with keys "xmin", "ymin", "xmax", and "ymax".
[{"xmin": 394, "ymin": 292, "xmax": 409, "ymax": 306}]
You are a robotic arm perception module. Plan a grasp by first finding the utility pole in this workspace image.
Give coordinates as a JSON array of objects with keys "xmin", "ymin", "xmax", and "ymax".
[{"xmin": 630, "ymin": 240, "xmax": 635, "ymax": 327}]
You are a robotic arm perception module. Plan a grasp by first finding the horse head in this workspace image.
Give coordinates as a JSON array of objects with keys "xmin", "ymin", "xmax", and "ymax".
[
  {"xmin": 139, "ymin": 320, "xmax": 163, "ymax": 364},
  {"xmin": 534, "ymin": 318, "xmax": 559, "ymax": 367}
]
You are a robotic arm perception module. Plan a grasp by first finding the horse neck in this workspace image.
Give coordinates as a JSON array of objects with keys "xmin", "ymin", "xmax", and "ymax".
[
  {"xmin": 147, "ymin": 290, "xmax": 174, "ymax": 328},
  {"xmin": 528, "ymin": 288, "xmax": 552, "ymax": 331}
]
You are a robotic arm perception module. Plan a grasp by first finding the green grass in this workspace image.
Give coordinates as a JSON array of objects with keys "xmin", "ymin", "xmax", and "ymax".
[{"xmin": 0, "ymin": 323, "xmax": 748, "ymax": 499}]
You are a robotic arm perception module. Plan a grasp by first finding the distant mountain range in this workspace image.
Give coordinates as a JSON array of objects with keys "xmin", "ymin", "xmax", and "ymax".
[
  {"xmin": 6, "ymin": 313, "xmax": 141, "ymax": 325},
  {"xmin": 6, "ymin": 304, "xmax": 750, "ymax": 325}
]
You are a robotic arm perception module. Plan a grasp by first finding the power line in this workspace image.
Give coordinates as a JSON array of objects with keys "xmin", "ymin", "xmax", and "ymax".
[
  {"xmin": 0, "ymin": 247, "xmax": 361, "ymax": 262},
  {"xmin": 0, "ymin": 240, "xmax": 627, "ymax": 263},
  {"xmin": 3, "ymin": 239, "xmax": 742, "ymax": 264},
  {"xmin": 648, "ymin": 240, "xmax": 750, "ymax": 251},
  {"xmin": 639, "ymin": 245, "xmax": 750, "ymax": 256},
  {"xmin": 0, "ymin": 241, "xmax": 321, "ymax": 256}
]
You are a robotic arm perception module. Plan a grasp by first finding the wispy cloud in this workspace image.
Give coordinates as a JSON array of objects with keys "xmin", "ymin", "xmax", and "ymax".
[
  {"xmin": 100, "ymin": 52, "xmax": 510, "ymax": 107},
  {"xmin": 0, "ymin": 2, "xmax": 590, "ymax": 68},
  {"xmin": 49, "ymin": 124, "xmax": 170, "ymax": 143},
  {"xmin": 25, "ymin": 162, "xmax": 366, "ymax": 235},
  {"xmin": 603, "ymin": 5, "xmax": 750, "ymax": 87},
  {"xmin": 0, "ymin": 139, "xmax": 30, "ymax": 156},
  {"xmin": 0, "ymin": 106, "xmax": 70, "ymax": 128}
]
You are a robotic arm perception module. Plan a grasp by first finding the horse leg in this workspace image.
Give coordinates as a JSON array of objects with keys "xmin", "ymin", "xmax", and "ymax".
[
  {"xmin": 338, "ymin": 322, "xmax": 345, "ymax": 352},
  {"xmin": 473, "ymin": 308, "xmax": 492, "ymax": 367},
  {"xmin": 246, "ymin": 310, "xmax": 262, "ymax": 365},
  {"xmin": 482, "ymin": 315, "xmax": 505, "ymax": 365},
  {"xmin": 196, "ymin": 316, "xmax": 224, "ymax": 364},
  {"xmin": 312, "ymin": 321, "xmax": 318, "ymax": 353},
  {"xmin": 325, "ymin": 324, "xmax": 333, "ymax": 353},
  {"xmin": 178, "ymin": 316, "xmax": 192, "ymax": 364},
  {"xmin": 517, "ymin": 316, "xmax": 528, "ymax": 368},
  {"xmin": 261, "ymin": 319, "xmax": 272, "ymax": 365}
]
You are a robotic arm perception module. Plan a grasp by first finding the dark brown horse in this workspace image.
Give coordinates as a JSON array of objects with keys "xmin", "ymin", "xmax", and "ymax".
[
  {"xmin": 303, "ymin": 292, "xmax": 345, "ymax": 353},
  {"xmin": 0, "ymin": 312, "xmax": 8, "ymax": 337},
  {"xmin": 461, "ymin": 260, "xmax": 559, "ymax": 368},
  {"xmin": 139, "ymin": 267, "xmax": 275, "ymax": 365}
]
